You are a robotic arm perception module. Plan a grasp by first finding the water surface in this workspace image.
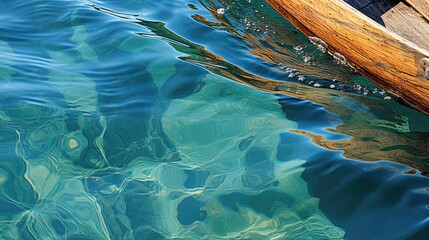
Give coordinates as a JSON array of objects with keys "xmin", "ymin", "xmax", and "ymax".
[{"xmin": 1, "ymin": 0, "xmax": 429, "ymax": 239}]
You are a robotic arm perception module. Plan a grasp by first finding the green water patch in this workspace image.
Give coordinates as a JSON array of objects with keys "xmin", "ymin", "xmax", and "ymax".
[
  {"xmin": 3, "ymin": 0, "xmax": 428, "ymax": 238},
  {"xmin": 71, "ymin": 26, "xmax": 99, "ymax": 62},
  {"xmin": 159, "ymin": 74, "xmax": 345, "ymax": 238},
  {"xmin": 0, "ymin": 72, "xmax": 345, "ymax": 239}
]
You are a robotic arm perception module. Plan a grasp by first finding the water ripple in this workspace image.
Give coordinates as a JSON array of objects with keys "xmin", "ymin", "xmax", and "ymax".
[{"xmin": 1, "ymin": 0, "xmax": 429, "ymax": 239}]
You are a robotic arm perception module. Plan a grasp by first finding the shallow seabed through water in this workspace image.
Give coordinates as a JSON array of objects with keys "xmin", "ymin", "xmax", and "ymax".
[{"xmin": 1, "ymin": 0, "xmax": 429, "ymax": 239}]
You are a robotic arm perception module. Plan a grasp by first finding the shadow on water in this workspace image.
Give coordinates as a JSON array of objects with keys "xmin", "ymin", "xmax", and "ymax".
[
  {"xmin": 95, "ymin": 0, "xmax": 429, "ymax": 172},
  {"xmin": 1, "ymin": 0, "xmax": 429, "ymax": 239},
  {"xmin": 133, "ymin": 0, "xmax": 429, "ymax": 238},
  {"xmin": 88, "ymin": 0, "xmax": 429, "ymax": 238}
]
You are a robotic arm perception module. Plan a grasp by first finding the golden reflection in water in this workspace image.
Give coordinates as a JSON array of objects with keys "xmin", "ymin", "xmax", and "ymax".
[
  {"xmin": 112, "ymin": 1, "xmax": 429, "ymax": 173},
  {"xmin": 196, "ymin": 0, "xmax": 355, "ymax": 83},
  {"xmin": 292, "ymin": 129, "xmax": 429, "ymax": 174},
  {"xmin": 194, "ymin": 48, "xmax": 429, "ymax": 173},
  {"xmin": 194, "ymin": 0, "xmax": 429, "ymax": 173}
]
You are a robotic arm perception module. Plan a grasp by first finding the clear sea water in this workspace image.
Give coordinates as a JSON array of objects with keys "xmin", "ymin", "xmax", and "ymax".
[{"xmin": 1, "ymin": 0, "xmax": 429, "ymax": 239}]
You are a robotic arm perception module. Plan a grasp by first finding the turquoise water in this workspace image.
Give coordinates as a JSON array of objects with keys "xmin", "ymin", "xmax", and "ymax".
[{"xmin": 1, "ymin": 0, "xmax": 429, "ymax": 239}]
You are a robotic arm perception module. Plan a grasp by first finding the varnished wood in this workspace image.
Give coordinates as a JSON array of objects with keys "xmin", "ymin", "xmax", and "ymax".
[
  {"xmin": 405, "ymin": 0, "xmax": 429, "ymax": 22},
  {"xmin": 266, "ymin": 0, "xmax": 429, "ymax": 115}
]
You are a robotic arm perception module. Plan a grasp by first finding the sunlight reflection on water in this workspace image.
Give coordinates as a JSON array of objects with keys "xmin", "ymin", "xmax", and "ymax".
[{"xmin": 0, "ymin": 0, "xmax": 429, "ymax": 239}]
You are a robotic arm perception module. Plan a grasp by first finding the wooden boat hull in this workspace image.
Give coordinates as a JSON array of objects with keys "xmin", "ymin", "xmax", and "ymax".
[{"xmin": 267, "ymin": 0, "xmax": 429, "ymax": 115}]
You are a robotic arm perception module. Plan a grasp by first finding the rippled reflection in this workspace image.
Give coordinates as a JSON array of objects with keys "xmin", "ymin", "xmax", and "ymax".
[{"xmin": 1, "ymin": 0, "xmax": 429, "ymax": 239}]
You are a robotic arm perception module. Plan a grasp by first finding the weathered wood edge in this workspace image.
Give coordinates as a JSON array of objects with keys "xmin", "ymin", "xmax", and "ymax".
[
  {"xmin": 405, "ymin": 0, "xmax": 429, "ymax": 23},
  {"xmin": 266, "ymin": 0, "xmax": 429, "ymax": 115},
  {"xmin": 382, "ymin": 2, "xmax": 429, "ymax": 51}
]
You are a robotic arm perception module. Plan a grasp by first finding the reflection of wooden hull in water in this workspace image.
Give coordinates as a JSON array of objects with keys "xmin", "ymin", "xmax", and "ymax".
[{"xmin": 267, "ymin": 0, "xmax": 429, "ymax": 115}]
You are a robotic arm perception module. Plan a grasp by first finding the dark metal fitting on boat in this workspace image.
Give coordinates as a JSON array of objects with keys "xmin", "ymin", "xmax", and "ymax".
[{"xmin": 421, "ymin": 58, "xmax": 429, "ymax": 80}]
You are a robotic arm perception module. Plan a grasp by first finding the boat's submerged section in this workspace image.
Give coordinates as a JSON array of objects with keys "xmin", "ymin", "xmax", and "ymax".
[{"xmin": 266, "ymin": 0, "xmax": 429, "ymax": 115}]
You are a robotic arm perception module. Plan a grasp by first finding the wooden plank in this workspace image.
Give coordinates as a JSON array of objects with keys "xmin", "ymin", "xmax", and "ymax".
[
  {"xmin": 382, "ymin": 2, "xmax": 429, "ymax": 50},
  {"xmin": 405, "ymin": 0, "xmax": 429, "ymax": 22},
  {"xmin": 266, "ymin": 0, "xmax": 429, "ymax": 115}
]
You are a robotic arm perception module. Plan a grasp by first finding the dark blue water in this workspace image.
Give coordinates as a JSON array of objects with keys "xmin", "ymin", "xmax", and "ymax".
[{"xmin": 1, "ymin": 0, "xmax": 429, "ymax": 239}]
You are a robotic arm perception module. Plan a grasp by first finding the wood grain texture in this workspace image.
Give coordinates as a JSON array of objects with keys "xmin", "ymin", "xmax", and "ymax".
[
  {"xmin": 382, "ymin": 2, "xmax": 429, "ymax": 50},
  {"xmin": 405, "ymin": 0, "xmax": 429, "ymax": 22},
  {"xmin": 266, "ymin": 0, "xmax": 429, "ymax": 115}
]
